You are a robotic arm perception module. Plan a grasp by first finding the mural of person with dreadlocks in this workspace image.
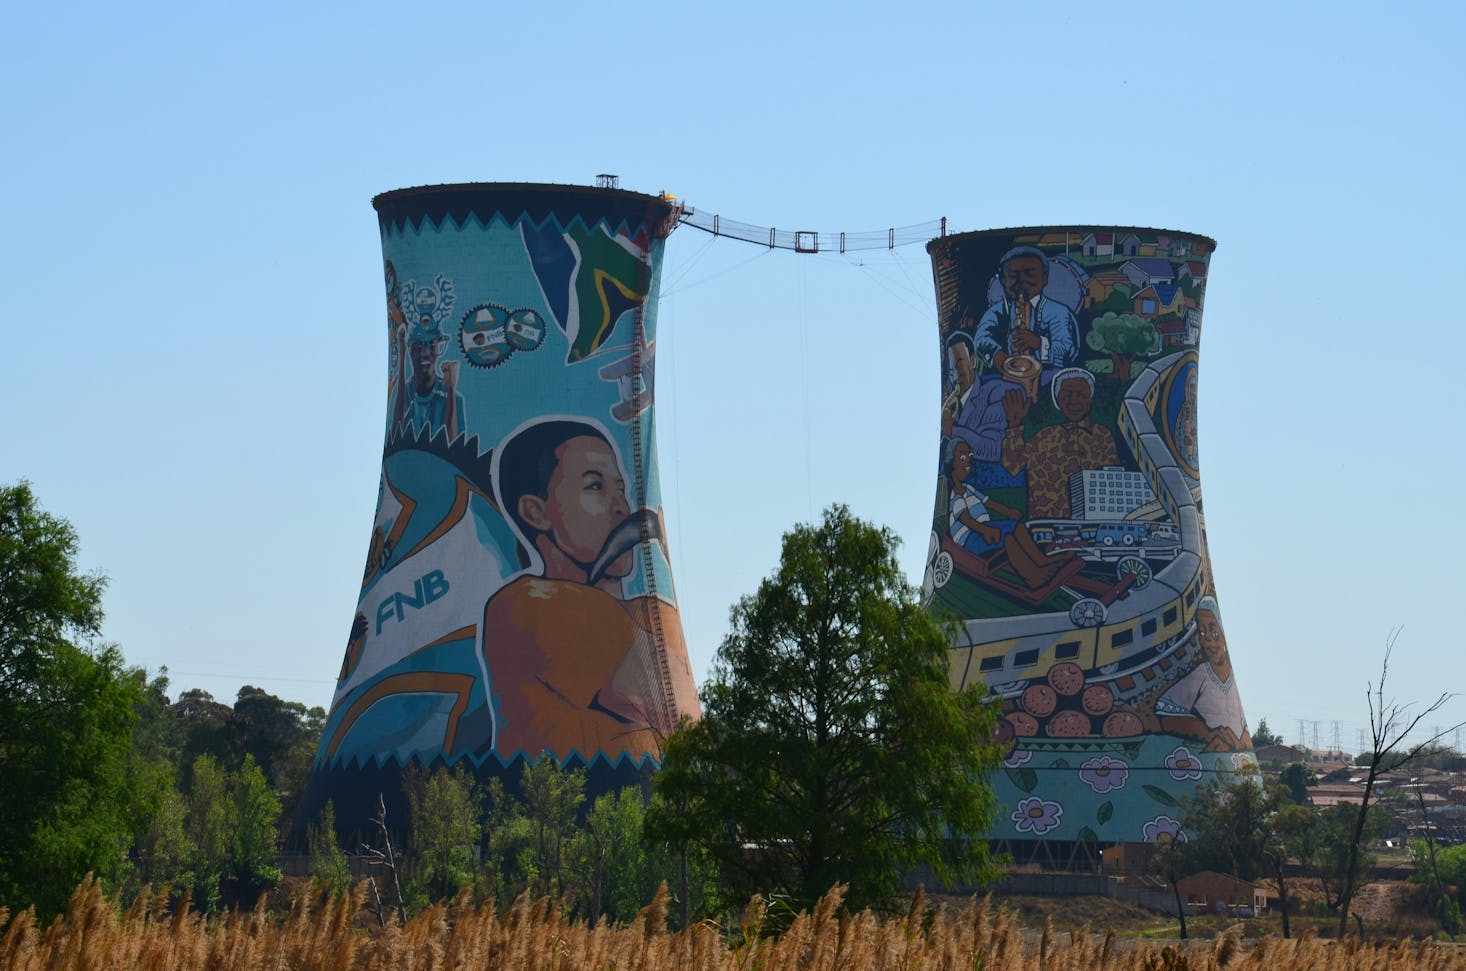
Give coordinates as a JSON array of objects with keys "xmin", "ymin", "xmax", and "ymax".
[{"xmin": 481, "ymin": 417, "xmax": 698, "ymax": 762}]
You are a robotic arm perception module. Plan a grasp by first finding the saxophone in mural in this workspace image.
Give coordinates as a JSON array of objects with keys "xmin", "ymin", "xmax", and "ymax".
[
  {"xmin": 923, "ymin": 227, "xmax": 1251, "ymax": 855},
  {"xmin": 299, "ymin": 184, "xmax": 700, "ymax": 830}
]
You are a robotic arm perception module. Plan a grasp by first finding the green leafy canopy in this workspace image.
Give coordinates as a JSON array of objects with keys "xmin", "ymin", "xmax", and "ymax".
[{"xmin": 648, "ymin": 504, "xmax": 1003, "ymax": 913}]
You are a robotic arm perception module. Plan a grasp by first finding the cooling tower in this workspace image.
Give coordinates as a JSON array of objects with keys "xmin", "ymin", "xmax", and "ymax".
[
  {"xmin": 923, "ymin": 227, "xmax": 1250, "ymax": 862},
  {"xmin": 298, "ymin": 183, "xmax": 699, "ymax": 832}
]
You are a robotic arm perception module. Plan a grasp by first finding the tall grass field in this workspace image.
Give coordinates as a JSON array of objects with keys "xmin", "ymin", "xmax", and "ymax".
[{"xmin": 3, "ymin": 878, "xmax": 1462, "ymax": 970}]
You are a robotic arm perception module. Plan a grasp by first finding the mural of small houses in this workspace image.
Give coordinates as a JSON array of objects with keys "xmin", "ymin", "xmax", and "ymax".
[
  {"xmin": 1082, "ymin": 232, "xmax": 1141, "ymax": 258},
  {"xmin": 1133, "ymin": 283, "xmax": 1186, "ymax": 319},
  {"xmin": 1178, "ymin": 261, "xmax": 1208, "ymax": 286}
]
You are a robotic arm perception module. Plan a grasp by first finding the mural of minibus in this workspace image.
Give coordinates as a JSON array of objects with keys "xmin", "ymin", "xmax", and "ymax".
[{"xmin": 1026, "ymin": 520, "xmax": 1181, "ymax": 562}]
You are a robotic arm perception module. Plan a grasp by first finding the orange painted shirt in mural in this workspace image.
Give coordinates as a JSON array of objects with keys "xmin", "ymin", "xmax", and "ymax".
[
  {"xmin": 1000, "ymin": 420, "xmax": 1121, "ymax": 519},
  {"xmin": 481, "ymin": 576, "xmax": 692, "ymax": 762}
]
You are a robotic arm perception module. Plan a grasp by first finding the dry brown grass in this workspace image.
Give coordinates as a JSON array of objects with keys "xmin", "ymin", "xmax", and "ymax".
[{"xmin": 3, "ymin": 876, "xmax": 1464, "ymax": 971}]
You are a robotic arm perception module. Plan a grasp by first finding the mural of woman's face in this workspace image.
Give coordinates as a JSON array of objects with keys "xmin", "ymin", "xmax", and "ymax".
[
  {"xmin": 541, "ymin": 436, "xmax": 632, "ymax": 577},
  {"xmin": 1196, "ymin": 608, "xmax": 1230, "ymax": 674}
]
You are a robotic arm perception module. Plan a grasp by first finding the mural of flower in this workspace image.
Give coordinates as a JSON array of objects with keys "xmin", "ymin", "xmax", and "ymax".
[
  {"xmin": 1012, "ymin": 797, "xmax": 1064, "ymax": 836},
  {"xmin": 1003, "ymin": 748, "xmax": 1032, "ymax": 769},
  {"xmin": 1079, "ymin": 755, "xmax": 1129, "ymax": 793},
  {"xmin": 1165, "ymin": 745, "xmax": 1203, "ymax": 781},
  {"xmin": 1231, "ymin": 751, "xmax": 1258, "ymax": 771},
  {"xmin": 1143, "ymin": 815, "xmax": 1187, "ymax": 843}
]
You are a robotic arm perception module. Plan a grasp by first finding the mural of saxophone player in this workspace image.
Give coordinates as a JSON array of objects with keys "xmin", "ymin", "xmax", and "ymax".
[
  {"xmin": 483, "ymin": 417, "xmax": 694, "ymax": 762},
  {"xmin": 972, "ymin": 245, "xmax": 1081, "ymax": 373}
]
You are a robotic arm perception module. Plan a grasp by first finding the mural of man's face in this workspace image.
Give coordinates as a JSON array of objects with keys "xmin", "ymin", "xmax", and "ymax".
[
  {"xmin": 1056, "ymin": 378, "xmax": 1094, "ymax": 423},
  {"xmin": 1002, "ymin": 255, "xmax": 1048, "ymax": 302},
  {"xmin": 523, "ymin": 435, "xmax": 633, "ymax": 579},
  {"xmin": 410, "ymin": 335, "xmax": 440, "ymax": 385},
  {"xmin": 949, "ymin": 342, "xmax": 975, "ymax": 394}
]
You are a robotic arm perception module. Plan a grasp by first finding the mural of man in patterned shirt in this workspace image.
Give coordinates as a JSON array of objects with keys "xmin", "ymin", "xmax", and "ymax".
[{"xmin": 999, "ymin": 368, "xmax": 1120, "ymax": 518}]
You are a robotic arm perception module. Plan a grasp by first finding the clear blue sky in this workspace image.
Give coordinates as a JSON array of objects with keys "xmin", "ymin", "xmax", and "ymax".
[{"xmin": 5, "ymin": 1, "xmax": 1463, "ymax": 752}]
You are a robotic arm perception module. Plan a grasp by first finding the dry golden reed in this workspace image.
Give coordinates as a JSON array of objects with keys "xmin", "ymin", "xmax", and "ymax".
[{"xmin": 2, "ymin": 877, "xmax": 1464, "ymax": 971}]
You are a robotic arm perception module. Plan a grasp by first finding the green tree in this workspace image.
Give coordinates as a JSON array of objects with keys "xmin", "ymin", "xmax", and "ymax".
[
  {"xmin": 519, "ymin": 753, "xmax": 586, "ymax": 900},
  {"xmin": 0, "ymin": 482, "xmax": 145, "ymax": 918},
  {"xmin": 1269, "ymin": 803, "xmax": 1317, "ymax": 938},
  {"xmin": 480, "ymin": 777, "xmax": 534, "ymax": 902},
  {"xmin": 231, "ymin": 685, "xmax": 325, "ymax": 819},
  {"xmin": 1177, "ymin": 775, "xmax": 1312, "ymax": 937},
  {"xmin": 181, "ymin": 754, "xmax": 232, "ymax": 911},
  {"xmin": 648, "ymin": 504, "xmax": 1002, "ymax": 914},
  {"xmin": 1178, "ymin": 775, "xmax": 1277, "ymax": 882},
  {"xmin": 1313, "ymin": 801, "xmax": 1384, "ymax": 918},
  {"xmin": 1085, "ymin": 312, "xmax": 1156, "ymax": 382},
  {"xmin": 126, "ymin": 759, "xmax": 190, "ymax": 892},
  {"xmin": 308, "ymin": 800, "xmax": 352, "ymax": 897},
  {"xmin": 574, "ymin": 785, "xmax": 719, "ymax": 924},
  {"xmin": 402, "ymin": 764, "xmax": 483, "ymax": 908},
  {"xmin": 171, "ymin": 688, "xmax": 237, "ymax": 773},
  {"xmin": 1278, "ymin": 762, "xmax": 1317, "ymax": 804},
  {"xmin": 1252, "ymin": 717, "xmax": 1282, "ymax": 747},
  {"xmin": 578, "ymin": 787, "xmax": 648, "ymax": 921},
  {"xmin": 229, "ymin": 754, "xmax": 282, "ymax": 904},
  {"xmin": 1431, "ymin": 843, "xmax": 1466, "ymax": 909}
]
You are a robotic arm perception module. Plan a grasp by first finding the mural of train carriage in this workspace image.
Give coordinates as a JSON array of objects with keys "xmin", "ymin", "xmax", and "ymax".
[
  {"xmin": 296, "ymin": 184, "xmax": 700, "ymax": 833},
  {"xmin": 923, "ymin": 226, "xmax": 1252, "ymax": 861}
]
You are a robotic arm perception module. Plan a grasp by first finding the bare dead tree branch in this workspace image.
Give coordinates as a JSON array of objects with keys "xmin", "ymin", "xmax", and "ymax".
[
  {"xmin": 357, "ymin": 792, "xmax": 407, "ymax": 926},
  {"xmin": 1336, "ymin": 629, "xmax": 1464, "ymax": 937}
]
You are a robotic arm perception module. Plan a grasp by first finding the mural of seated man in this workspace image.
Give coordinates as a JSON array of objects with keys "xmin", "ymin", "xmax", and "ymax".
[
  {"xmin": 482, "ymin": 417, "xmax": 694, "ymax": 763},
  {"xmin": 944, "ymin": 437, "xmax": 1075, "ymax": 588}
]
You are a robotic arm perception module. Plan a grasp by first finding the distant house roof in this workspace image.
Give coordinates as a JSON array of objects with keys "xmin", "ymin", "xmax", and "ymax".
[
  {"xmin": 1308, "ymin": 782, "xmax": 1365, "ymax": 807},
  {"xmin": 1254, "ymin": 744, "xmax": 1307, "ymax": 762}
]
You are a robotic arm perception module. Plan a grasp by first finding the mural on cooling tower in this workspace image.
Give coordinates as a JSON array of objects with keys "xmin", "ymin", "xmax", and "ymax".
[
  {"xmin": 922, "ymin": 228, "xmax": 1252, "ymax": 845},
  {"xmin": 316, "ymin": 186, "xmax": 699, "ymax": 785}
]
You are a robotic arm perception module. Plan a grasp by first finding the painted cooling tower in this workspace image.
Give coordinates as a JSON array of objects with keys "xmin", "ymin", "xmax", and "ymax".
[
  {"xmin": 298, "ymin": 183, "xmax": 700, "ymax": 832},
  {"xmin": 923, "ymin": 227, "xmax": 1250, "ymax": 859}
]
